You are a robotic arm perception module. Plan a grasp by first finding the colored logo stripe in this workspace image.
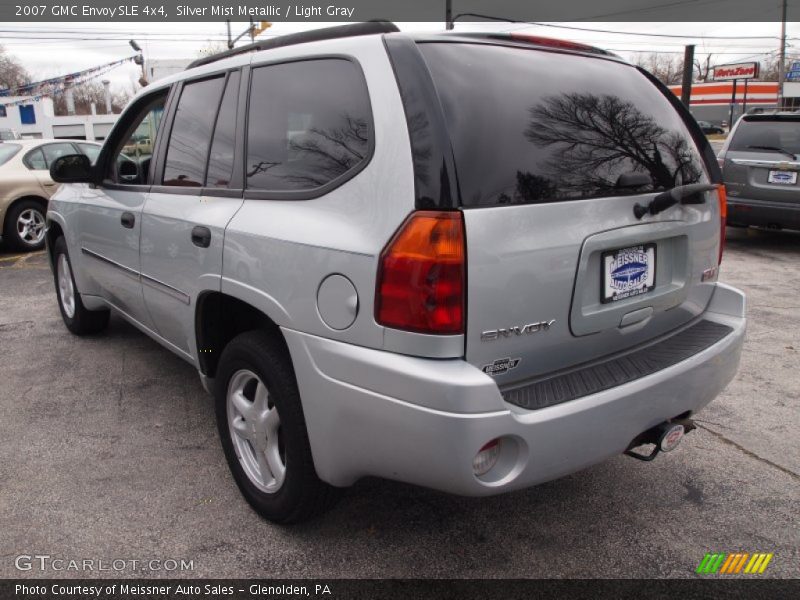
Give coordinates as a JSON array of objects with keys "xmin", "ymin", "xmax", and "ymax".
[{"xmin": 697, "ymin": 552, "xmax": 773, "ymax": 574}]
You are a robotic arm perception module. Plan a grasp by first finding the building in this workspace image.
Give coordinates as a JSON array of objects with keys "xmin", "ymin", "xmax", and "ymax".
[
  {"xmin": 145, "ymin": 59, "xmax": 192, "ymax": 84},
  {"xmin": 0, "ymin": 94, "xmax": 118, "ymax": 141},
  {"xmin": 667, "ymin": 81, "xmax": 800, "ymax": 126}
]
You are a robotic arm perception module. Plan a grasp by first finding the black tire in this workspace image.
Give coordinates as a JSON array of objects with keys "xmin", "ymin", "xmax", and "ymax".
[
  {"xmin": 53, "ymin": 236, "xmax": 110, "ymax": 335},
  {"xmin": 4, "ymin": 199, "xmax": 47, "ymax": 251},
  {"xmin": 215, "ymin": 330, "xmax": 338, "ymax": 523}
]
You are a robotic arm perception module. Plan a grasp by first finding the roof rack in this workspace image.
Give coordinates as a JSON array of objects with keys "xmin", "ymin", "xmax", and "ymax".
[{"xmin": 186, "ymin": 21, "xmax": 400, "ymax": 69}]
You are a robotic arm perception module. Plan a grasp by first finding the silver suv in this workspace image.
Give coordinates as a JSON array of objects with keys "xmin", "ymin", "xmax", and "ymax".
[{"xmin": 46, "ymin": 23, "xmax": 746, "ymax": 523}]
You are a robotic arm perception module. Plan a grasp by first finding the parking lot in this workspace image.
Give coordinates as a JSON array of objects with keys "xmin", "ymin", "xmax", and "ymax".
[{"xmin": 0, "ymin": 227, "xmax": 798, "ymax": 579}]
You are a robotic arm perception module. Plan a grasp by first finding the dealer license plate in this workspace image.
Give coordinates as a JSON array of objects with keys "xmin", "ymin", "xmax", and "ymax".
[
  {"xmin": 767, "ymin": 170, "xmax": 797, "ymax": 185},
  {"xmin": 602, "ymin": 244, "xmax": 656, "ymax": 303}
]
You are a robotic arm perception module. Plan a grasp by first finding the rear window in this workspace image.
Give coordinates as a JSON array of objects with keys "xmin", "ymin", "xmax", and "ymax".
[
  {"xmin": 0, "ymin": 143, "xmax": 21, "ymax": 167},
  {"xmin": 419, "ymin": 43, "xmax": 708, "ymax": 207},
  {"xmin": 728, "ymin": 118, "xmax": 800, "ymax": 155}
]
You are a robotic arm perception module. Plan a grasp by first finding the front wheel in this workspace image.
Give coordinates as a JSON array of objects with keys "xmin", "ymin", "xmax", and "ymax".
[
  {"xmin": 53, "ymin": 236, "xmax": 109, "ymax": 335},
  {"xmin": 215, "ymin": 330, "xmax": 338, "ymax": 523}
]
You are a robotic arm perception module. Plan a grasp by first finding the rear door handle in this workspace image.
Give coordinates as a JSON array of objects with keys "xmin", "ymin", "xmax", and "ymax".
[
  {"xmin": 191, "ymin": 226, "xmax": 211, "ymax": 248},
  {"xmin": 120, "ymin": 212, "xmax": 135, "ymax": 229}
]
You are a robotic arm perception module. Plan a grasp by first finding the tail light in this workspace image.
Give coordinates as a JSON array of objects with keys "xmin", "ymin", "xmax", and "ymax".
[
  {"xmin": 717, "ymin": 184, "xmax": 727, "ymax": 264},
  {"xmin": 375, "ymin": 211, "xmax": 465, "ymax": 335}
]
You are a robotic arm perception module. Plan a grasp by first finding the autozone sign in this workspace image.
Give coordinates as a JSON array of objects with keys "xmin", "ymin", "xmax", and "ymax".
[{"xmin": 712, "ymin": 62, "xmax": 760, "ymax": 81}]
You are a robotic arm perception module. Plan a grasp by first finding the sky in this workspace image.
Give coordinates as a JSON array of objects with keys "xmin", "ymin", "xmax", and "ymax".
[{"xmin": 2, "ymin": 21, "xmax": 798, "ymax": 94}]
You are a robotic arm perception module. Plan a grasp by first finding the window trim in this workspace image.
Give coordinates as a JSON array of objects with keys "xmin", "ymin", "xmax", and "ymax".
[
  {"xmin": 98, "ymin": 85, "xmax": 173, "ymax": 193},
  {"xmin": 242, "ymin": 54, "xmax": 376, "ymax": 201},
  {"xmin": 149, "ymin": 67, "xmax": 246, "ymax": 198}
]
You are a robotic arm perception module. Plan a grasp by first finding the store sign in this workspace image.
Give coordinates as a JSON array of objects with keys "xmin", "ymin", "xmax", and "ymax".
[{"xmin": 711, "ymin": 62, "xmax": 760, "ymax": 81}]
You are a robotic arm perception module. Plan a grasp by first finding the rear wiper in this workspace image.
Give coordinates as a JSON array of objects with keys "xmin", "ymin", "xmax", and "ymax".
[
  {"xmin": 633, "ymin": 183, "xmax": 718, "ymax": 219},
  {"xmin": 745, "ymin": 145, "xmax": 797, "ymax": 160}
]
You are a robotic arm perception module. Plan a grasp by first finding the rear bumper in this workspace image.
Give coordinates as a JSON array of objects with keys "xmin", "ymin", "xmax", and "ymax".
[
  {"xmin": 727, "ymin": 197, "xmax": 800, "ymax": 229},
  {"xmin": 283, "ymin": 283, "xmax": 746, "ymax": 496}
]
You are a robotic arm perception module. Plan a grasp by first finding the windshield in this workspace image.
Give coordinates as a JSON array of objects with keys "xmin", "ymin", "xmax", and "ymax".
[
  {"xmin": 0, "ymin": 143, "xmax": 21, "ymax": 167},
  {"xmin": 419, "ymin": 43, "xmax": 708, "ymax": 207},
  {"xmin": 728, "ymin": 118, "xmax": 800, "ymax": 155}
]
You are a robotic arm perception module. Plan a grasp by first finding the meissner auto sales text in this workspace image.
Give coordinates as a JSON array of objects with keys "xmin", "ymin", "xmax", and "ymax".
[{"xmin": 16, "ymin": 584, "xmax": 326, "ymax": 596}]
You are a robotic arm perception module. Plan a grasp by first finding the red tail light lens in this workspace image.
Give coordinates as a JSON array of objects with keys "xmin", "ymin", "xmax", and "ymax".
[
  {"xmin": 717, "ymin": 184, "xmax": 727, "ymax": 264},
  {"xmin": 376, "ymin": 211, "xmax": 465, "ymax": 335}
]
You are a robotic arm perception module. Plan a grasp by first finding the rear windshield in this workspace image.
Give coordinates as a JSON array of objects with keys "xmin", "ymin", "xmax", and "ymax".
[
  {"xmin": 419, "ymin": 43, "xmax": 708, "ymax": 207},
  {"xmin": 0, "ymin": 143, "xmax": 21, "ymax": 167},
  {"xmin": 728, "ymin": 118, "xmax": 800, "ymax": 155}
]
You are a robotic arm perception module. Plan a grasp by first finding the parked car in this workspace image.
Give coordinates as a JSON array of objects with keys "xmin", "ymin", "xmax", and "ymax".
[
  {"xmin": 717, "ymin": 112, "xmax": 800, "ymax": 230},
  {"xmin": 697, "ymin": 120, "xmax": 725, "ymax": 135},
  {"xmin": 46, "ymin": 23, "xmax": 745, "ymax": 523},
  {"xmin": 0, "ymin": 139, "xmax": 100, "ymax": 250},
  {"xmin": 0, "ymin": 128, "xmax": 21, "ymax": 141}
]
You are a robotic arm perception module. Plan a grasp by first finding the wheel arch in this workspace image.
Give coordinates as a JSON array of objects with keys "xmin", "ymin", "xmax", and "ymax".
[
  {"xmin": 3, "ymin": 194, "xmax": 48, "ymax": 232},
  {"xmin": 195, "ymin": 291, "xmax": 288, "ymax": 378}
]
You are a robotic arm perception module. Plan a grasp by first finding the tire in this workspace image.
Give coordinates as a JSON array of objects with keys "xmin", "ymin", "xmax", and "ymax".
[
  {"xmin": 215, "ymin": 330, "xmax": 338, "ymax": 523},
  {"xmin": 4, "ymin": 199, "xmax": 47, "ymax": 251},
  {"xmin": 53, "ymin": 236, "xmax": 110, "ymax": 335}
]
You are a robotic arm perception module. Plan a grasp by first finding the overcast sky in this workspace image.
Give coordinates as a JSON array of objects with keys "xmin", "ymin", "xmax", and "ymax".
[{"xmin": 2, "ymin": 21, "xmax": 798, "ymax": 94}]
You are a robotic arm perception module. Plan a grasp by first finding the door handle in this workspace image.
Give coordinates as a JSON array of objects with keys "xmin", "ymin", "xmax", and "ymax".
[
  {"xmin": 120, "ymin": 212, "xmax": 135, "ymax": 229},
  {"xmin": 191, "ymin": 226, "xmax": 211, "ymax": 248}
]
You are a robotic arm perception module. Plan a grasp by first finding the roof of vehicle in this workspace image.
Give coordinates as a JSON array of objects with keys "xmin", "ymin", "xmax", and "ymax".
[
  {"xmin": 0, "ymin": 138, "xmax": 98, "ymax": 148},
  {"xmin": 742, "ymin": 111, "xmax": 800, "ymax": 121},
  {"xmin": 186, "ymin": 21, "xmax": 620, "ymax": 71}
]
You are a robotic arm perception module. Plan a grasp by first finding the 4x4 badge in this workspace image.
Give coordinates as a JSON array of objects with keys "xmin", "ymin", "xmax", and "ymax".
[{"xmin": 482, "ymin": 357, "xmax": 521, "ymax": 376}]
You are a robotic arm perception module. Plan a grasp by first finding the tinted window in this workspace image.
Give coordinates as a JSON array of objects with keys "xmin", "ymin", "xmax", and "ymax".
[
  {"xmin": 41, "ymin": 143, "xmax": 77, "ymax": 167},
  {"xmin": 420, "ymin": 44, "xmax": 708, "ymax": 206},
  {"xmin": 76, "ymin": 142, "xmax": 101, "ymax": 163},
  {"xmin": 163, "ymin": 76, "xmax": 225, "ymax": 187},
  {"xmin": 728, "ymin": 118, "xmax": 800, "ymax": 155},
  {"xmin": 246, "ymin": 59, "xmax": 372, "ymax": 192},
  {"xmin": 0, "ymin": 143, "xmax": 21, "ymax": 166},
  {"xmin": 206, "ymin": 71, "xmax": 240, "ymax": 188},
  {"xmin": 24, "ymin": 148, "xmax": 46, "ymax": 170}
]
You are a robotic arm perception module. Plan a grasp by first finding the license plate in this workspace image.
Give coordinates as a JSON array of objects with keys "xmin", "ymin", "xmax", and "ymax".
[
  {"xmin": 602, "ymin": 244, "xmax": 656, "ymax": 303},
  {"xmin": 767, "ymin": 170, "xmax": 797, "ymax": 185}
]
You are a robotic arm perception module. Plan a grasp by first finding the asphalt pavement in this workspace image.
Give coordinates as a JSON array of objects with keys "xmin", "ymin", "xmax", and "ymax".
[{"xmin": 0, "ymin": 228, "xmax": 798, "ymax": 579}]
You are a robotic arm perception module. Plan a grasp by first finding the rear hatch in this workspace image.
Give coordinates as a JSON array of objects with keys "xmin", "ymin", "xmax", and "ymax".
[
  {"xmin": 417, "ymin": 41, "xmax": 722, "ymax": 385},
  {"xmin": 721, "ymin": 114, "xmax": 800, "ymax": 206}
]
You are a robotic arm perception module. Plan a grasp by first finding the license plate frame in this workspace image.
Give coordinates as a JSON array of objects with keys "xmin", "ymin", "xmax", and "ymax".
[
  {"xmin": 601, "ymin": 243, "xmax": 657, "ymax": 304},
  {"xmin": 767, "ymin": 170, "xmax": 798, "ymax": 185}
]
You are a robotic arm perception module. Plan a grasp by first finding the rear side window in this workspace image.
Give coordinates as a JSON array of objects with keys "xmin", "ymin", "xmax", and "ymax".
[
  {"xmin": 163, "ymin": 76, "xmax": 226, "ymax": 187},
  {"xmin": 419, "ymin": 43, "xmax": 708, "ymax": 207},
  {"xmin": 76, "ymin": 143, "xmax": 101, "ymax": 164},
  {"xmin": 0, "ymin": 143, "xmax": 21, "ymax": 166},
  {"xmin": 24, "ymin": 148, "xmax": 46, "ymax": 170},
  {"xmin": 41, "ymin": 143, "xmax": 78, "ymax": 167},
  {"xmin": 246, "ymin": 59, "xmax": 372, "ymax": 193},
  {"xmin": 728, "ymin": 118, "xmax": 800, "ymax": 154},
  {"xmin": 206, "ymin": 71, "xmax": 240, "ymax": 188}
]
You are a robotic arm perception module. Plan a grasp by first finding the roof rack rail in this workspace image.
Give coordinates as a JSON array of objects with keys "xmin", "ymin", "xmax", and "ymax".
[{"xmin": 186, "ymin": 21, "xmax": 400, "ymax": 69}]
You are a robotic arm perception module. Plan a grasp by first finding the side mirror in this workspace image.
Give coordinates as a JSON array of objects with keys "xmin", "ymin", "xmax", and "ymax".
[{"xmin": 50, "ymin": 154, "xmax": 94, "ymax": 184}]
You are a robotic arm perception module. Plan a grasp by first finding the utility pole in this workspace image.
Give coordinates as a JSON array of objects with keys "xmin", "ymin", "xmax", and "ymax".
[
  {"xmin": 446, "ymin": 0, "xmax": 454, "ymax": 30},
  {"xmin": 226, "ymin": 19, "xmax": 232, "ymax": 49},
  {"xmin": 680, "ymin": 44, "xmax": 695, "ymax": 108},
  {"xmin": 778, "ymin": 0, "xmax": 787, "ymax": 109}
]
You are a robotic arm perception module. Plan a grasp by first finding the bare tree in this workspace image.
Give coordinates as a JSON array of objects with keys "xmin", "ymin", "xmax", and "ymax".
[
  {"xmin": 0, "ymin": 44, "xmax": 31, "ymax": 92},
  {"xmin": 693, "ymin": 54, "xmax": 714, "ymax": 82},
  {"xmin": 53, "ymin": 81, "xmax": 131, "ymax": 116},
  {"xmin": 758, "ymin": 53, "xmax": 800, "ymax": 81},
  {"xmin": 632, "ymin": 52, "xmax": 685, "ymax": 85}
]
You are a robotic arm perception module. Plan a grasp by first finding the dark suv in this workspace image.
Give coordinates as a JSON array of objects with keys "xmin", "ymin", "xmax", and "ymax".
[{"xmin": 718, "ymin": 112, "xmax": 800, "ymax": 230}]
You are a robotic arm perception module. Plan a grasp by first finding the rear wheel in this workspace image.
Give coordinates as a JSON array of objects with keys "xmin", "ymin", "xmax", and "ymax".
[
  {"xmin": 5, "ymin": 199, "xmax": 46, "ymax": 251},
  {"xmin": 53, "ymin": 236, "xmax": 109, "ymax": 335},
  {"xmin": 215, "ymin": 330, "xmax": 338, "ymax": 523}
]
